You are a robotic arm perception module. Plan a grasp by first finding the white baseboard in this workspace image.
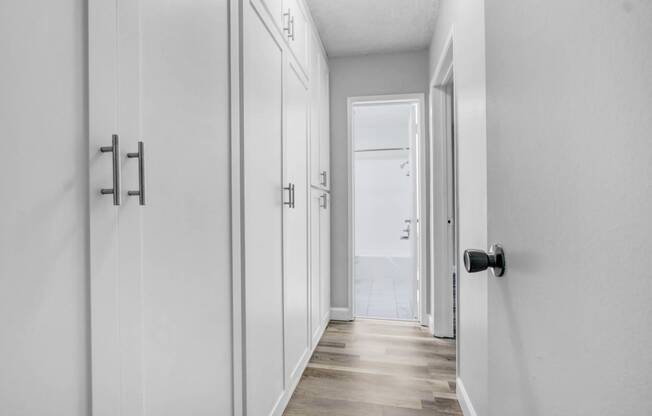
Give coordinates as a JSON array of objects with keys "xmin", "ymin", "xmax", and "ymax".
[
  {"xmin": 330, "ymin": 307, "xmax": 352, "ymax": 321},
  {"xmin": 456, "ymin": 377, "xmax": 478, "ymax": 416}
]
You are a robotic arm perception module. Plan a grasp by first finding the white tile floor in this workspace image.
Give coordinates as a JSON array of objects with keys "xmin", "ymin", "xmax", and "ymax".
[{"xmin": 354, "ymin": 256, "xmax": 417, "ymax": 320}]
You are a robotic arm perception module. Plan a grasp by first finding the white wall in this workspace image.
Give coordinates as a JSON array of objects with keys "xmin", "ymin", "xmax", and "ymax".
[
  {"xmin": 0, "ymin": 1, "xmax": 90, "ymax": 414},
  {"xmin": 485, "ymin": 1, "xmax": 652, "ymax": 415},
  {"xmin": 354, "ymin": 152, "xmax": 413, "ymax": 258},
  {"xmin": 329, "ymin": 49, "xmax": 429, "ymax": 310},
  {"xmin": 428, "ymin": 0, "xmax": 488, "ymax": 414},
  {"xmin": 353, "ymin": 103, "xmax": 414, "ymax": 259}
]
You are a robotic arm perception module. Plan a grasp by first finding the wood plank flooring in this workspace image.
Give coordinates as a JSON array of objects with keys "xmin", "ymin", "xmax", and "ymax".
[{"xmin": 284, "ymin": 319, "xmax": 462, "ymax": 416}]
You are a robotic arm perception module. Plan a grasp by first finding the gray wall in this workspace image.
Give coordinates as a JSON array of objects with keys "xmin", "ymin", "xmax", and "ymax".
[
  {"xmin": 329, "ymin": 50, "xmax": 430, "ymax": 311},
  {"xmin": 428, "ymin": 0, "xmax": 489, "ymax": 413},
  {"xmin": 0, "ymin": 1, "xmax": 90, "ymax": 414}
]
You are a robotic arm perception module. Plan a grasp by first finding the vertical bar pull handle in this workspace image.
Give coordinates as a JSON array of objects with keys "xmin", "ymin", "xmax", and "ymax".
[
  {"xmin": 320, "ymin": 170, "xmax": 328, "ymax": 187},
  {"xmin": 283, "ymin": 9, "xmax": 291, "ymax": 36},
  {"xmin": 283, "ymin": 183, "xmax": 296, "ymax": 208},
  {"xmin": 283, "ymin": 183, "xmax": 293, "ymax": 207},
  {"xmin": 290, "ymin": 16, "xmax": 295, "ymax": 41},
  {"xmin": 320, "ymin": 193, "xmax": 328, "ymax": 209},
  {"xmin": 127, "ymin": 141, "xmax": 146, "ymax": 206},
  {"xmin": 291, "ymin": 183, "xmax": 295, "ymax": 208},
  {"xmin": 100, "ymin": 134, "xmax": 121, "ymax": 206}
]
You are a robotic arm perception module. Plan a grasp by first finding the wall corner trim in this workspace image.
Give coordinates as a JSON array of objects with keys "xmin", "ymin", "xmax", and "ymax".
[
  {"xmin": 457, "ymin": 377, "xmax": 478, "ymax": 416},
  {"xmin": 330, "ymin": 307, "xmax": 353, "ymax": 321}
]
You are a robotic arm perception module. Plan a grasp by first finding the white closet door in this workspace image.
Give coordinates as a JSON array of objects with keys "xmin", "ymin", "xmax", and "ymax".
[
  {"xmin": 309, "ymin": 33, "xmax": 322, "ymax": 188},
  {"xmin": 309, "ymin": 188, "xmax": 323, "ymax": 347},
  {"xmin": 283, "ymin": 58, "xmax": 310, "ymax": 383},
  {"xmin": 320, "ymin": 191, "xmax": 331, "ymax": 324},
  {"xmin": 243, "ymin": 1, "xmax": 286, "ymax": 415},
  {"xmin": 89, "ymin": 1, "xmax": 143, "ymax": 414},
  {"xmin": 89, "ymin": 1, "xmax": 232, "ymax": 415},
  {"xmin": 140, "ymin": 1, "xmax": 232, "ymax": 414},
  {"xmin": 319, "ymin": 56, "xmax": 330, "ymax": 190}
]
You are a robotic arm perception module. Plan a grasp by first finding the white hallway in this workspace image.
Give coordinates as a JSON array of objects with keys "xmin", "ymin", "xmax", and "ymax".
[{"xmin": 1, "ymin": 1, "xmax": 651, "ymax": 415}]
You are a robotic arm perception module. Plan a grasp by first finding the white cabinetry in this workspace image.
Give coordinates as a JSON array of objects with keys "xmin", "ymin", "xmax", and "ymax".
[
  {"xmin": 86, "ymin": 0, "xmax": 325, "ymax": 415},
  {"xmin": 240, "ymin": 1, "xmax": 328, "ymax": 414},
  {"xmin": 242, "ymin": 1, "xmax": 286, "ymax": 414},
  {"xmin": 283, "ymin": 58, "xmax": 310, "ymax": 387},
  {"xmin": 89, "ymin": 0, "xmax": 232, "ymax": 414},
  {"xmin": 310, "ymin": 188, "xmax": 331, "ymax": 348},
  {"xmin": 319, "ymin": 191, "xmax": 331, "ymax": 325},
  {"xmin": 282, "ymin": 0, "xmax": 309, "ymax": 73},
  {"xmin": 309, "ymin": 36, "xmax": 331, "ymax": 190}
]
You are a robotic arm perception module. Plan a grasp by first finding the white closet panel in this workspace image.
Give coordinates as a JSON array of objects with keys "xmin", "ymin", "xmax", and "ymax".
[
  {"xmin": 309, "ymin": 31, "xmax": 322, "ymax": 188},
  {"xmin": 283, "ymin": 58, "xmax": 310, "ymax": 384},
  {"xmin": 140, "ymin": 1, "xmax": 232, "ymax": 414},
  {"xmin": 242, "ymin": 1, "xmax": 286, "ymax": 414},
  {"xmin": 282, "ymin": 0, "xmax": 309, "ymax": 73},
  {"xmin": 309, "ymin": 188, "xmax": 323, "ymax": 347},
  {"xmin": 319, "ymin": 53, "xmax": 331, "ymax": 190},
  {"xmin": 89, "ymin": 0, "xmax": 232, "ymax": 415},
  {"xmin": 319, "ymin": 191, "xmax": 331, "ymax": 324}
]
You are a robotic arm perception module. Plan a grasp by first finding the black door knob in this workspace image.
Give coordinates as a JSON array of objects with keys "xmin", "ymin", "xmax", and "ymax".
[{"xmin": 463, "ymin": 244, "xmax": 505, "ymax": 276}]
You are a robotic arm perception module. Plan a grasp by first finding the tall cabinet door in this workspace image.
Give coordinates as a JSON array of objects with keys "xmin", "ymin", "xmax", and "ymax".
[
  {"xmin": 309, "ymin": 189, "xmax": 323, "ymax": 347},
  {"xmin": 318, "ymin": 54, "xmax": 331, "ymax": 190},
  {"xmin": 283, "ymin": 58, "xmax": 310, "ymax": 385},
  {"xmin": 242, "ymin": 1, "xmax": 286, "ymax": 415},
  {"xmin": 89, "ymin": 0, "xmax": 142, "ymax": 413},
  {"xmin": 139, "ymin": 1, "xmax": 232, "ymax": 414},
  {"xmin": 89, "ymin": 0, "xmax": 233, "ymax": 415},
  {"xmin": 309, "ymin": 32, "xmax": 322, "ymax": 188},
  {"xmin": 320, "ymin": 191, "xmax": 331, "ymax": 324}
]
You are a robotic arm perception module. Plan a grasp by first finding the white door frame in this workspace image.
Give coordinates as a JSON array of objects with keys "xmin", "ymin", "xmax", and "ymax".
[
  {"xmin": 346, "ymin": 93, "xmax": 427, "ymax": 323},
  {"xmin": 429, "ymin": 32, "xmax": 457, "ymax": 339}
]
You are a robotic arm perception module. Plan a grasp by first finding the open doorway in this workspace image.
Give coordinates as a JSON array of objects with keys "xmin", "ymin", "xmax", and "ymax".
[
  {"xmin": 429, "ymin": 35, "xmax": 457, "ymax": 341},
  {"xmin": 348, "ymin": 94, "xmax": 426, "ymax": 321}
]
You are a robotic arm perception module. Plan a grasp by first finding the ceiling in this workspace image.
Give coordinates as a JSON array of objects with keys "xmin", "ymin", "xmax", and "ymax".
[{"xmin": 305, "ymin": 0, "xmax": 440, "ymax": 58}]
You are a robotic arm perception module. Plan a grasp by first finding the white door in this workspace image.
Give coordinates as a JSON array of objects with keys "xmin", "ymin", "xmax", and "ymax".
[
  {"xmin": 481, "ymin": 2, "xmax": 652, "ymax": 414},
  {"xmin": 89, "ymin": 0, "xmax": 232, "ymax": 414},
  {"xmin": 309, "ymin": 35, "xmax": 322, "ymax": 188},
  {"xmin": 242, "ymin": 1, "xmax": 286, "ymax": 415},
  {"xmin": 319, "ymin": 191, "xmax": 331, "ymax": 325},
  {"xmin": 309, "ymin": 188, "xmax": 323, "ymax": 347},
  {"xmin": 283, "ymin": 58, "xmax": 310, "ymax": 383},
  {"xmin": 318, "ymin": 55, "xmax": 330, "ymax": 189}
]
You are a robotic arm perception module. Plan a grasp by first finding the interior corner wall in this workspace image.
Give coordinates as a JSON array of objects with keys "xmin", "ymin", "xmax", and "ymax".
[
  {"xmin": 428, "ymin": 0, "xmax": 489, "ymax": 414},
  {"xmin": 328, "ymin": 49, "xmax": 430, "ymax": 312}
]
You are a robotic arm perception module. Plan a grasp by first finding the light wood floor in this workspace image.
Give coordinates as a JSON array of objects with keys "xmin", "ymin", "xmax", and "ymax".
[{"xmin": 284, "ymin": 319, "xmax": 462, "ymax": 416}]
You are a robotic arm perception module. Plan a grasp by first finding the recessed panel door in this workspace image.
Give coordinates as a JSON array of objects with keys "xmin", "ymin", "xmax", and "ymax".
[
  {"xmin": 283, "ymin": 58, "xmax": 310, "ymax": 384},
  {"xmin": 243, "ymin": 1, "xmax": 286, "ymax": 415}
]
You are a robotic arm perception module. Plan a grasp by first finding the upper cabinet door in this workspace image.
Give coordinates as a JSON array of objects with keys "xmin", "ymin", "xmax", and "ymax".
[
  {"xmin": 282, "ymin": 0, "xmax": 308, "ymax": 74},
  {"xmin": 319, "ymin": 54, "xmax": 331, "ymax": 190},
  {"xmin": 309, "ymin": 32, "xmax": 322, "ymax": 188}
]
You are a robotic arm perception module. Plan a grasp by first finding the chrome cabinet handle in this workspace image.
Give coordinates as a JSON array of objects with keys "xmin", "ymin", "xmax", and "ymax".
[
  {"xmin": 320, "ymin": 170, "xmax": 328, "ymax": 187},
  {"xmin": 320, "ymin": 193, "xmax": 328, "ymax": 209},
  {"xmin": 283, "ymin": 183, "xmax": 295, "ymax": 208},
  {"xmin": 127, "ymin": 141, "xmax": 146, "ymax": 206},
  {"xmin": 289, "ymin": 16, "xmax": 295, "ymax": 41},
  {"xmin": 283, "ymin": 9, "xmax": 291, "ymax": 37},
  {"xmin": 100, "ymin": 134, "xmax": 121, "ymax": 206},
  {"xmin": 400, "ymin": 222, "xmax": 410, "ymax": 240}
]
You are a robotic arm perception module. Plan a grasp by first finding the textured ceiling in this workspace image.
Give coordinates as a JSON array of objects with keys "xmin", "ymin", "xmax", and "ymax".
[{"xmin": 305, "ymin": 0, "xmax": 439, "ymax": 57}]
